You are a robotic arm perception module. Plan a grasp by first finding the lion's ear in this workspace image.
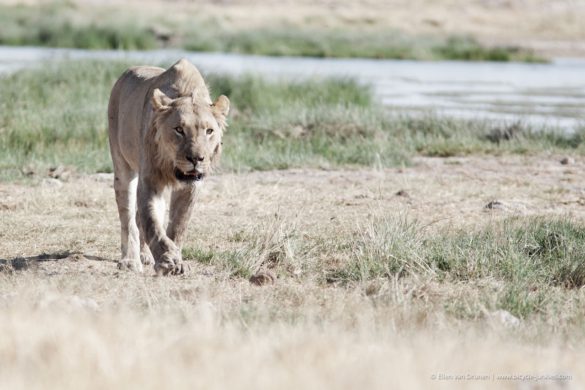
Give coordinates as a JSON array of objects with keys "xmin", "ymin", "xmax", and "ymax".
[
  {"xmin": 212, "ymin": 95, "xmax": 230, "ymax": 119},
  {"xmin": 152, "ymin": 88, "xmax": 173, "ymax": 111}
]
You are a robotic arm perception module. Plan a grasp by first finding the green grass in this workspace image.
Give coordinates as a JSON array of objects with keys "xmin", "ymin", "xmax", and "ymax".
[
  {"xmin": 1, "ymin": 60, "xmax": 584, "ymax": 180},
  {"xmin": 336, "ymin": 218, "xmax": 585, "ymax": 318},
  {"xmin": 433, "ymin": 35, "xmax": 544, "ymax": 62},
  {"xmin": 0, "ymin": 61, "xmax": 126, "ymax": 179},
  {"xmin": 327, "ymin": 217, "xmax": 585, "ymax": 320},
  {"xmin": 0, "ymin": 4, "xmax": 545, "ymax": 62},
  {"xmin": 183, "ymin": 216, "xmax": 301, "ymax": 279},
  {"xmin": 185, "ymin": 29, "xmax": 544, "ymax": 63},
  {"xmin": 330, "ymin": 217, "xmax": 585, "ymax": 289},
  {"xmin": 183, "ymin": 215, "xmax": 585, "ymax": 323},
  {"xmin": 0, "ymin": 4, "xmax": 157, "ymax": 50}
]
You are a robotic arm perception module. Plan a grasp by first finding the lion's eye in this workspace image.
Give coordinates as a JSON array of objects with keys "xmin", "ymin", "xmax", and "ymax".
[
  {"xmin": 174, "ymin": 126, "xmax": 184, "ymax": 135},
  {"xmin": 206, "ymin": 128, "xmax": 214, "ymax": 135}
]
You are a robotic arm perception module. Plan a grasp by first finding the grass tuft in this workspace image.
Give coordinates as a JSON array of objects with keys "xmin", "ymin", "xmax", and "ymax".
[
  {"xmin": 178, "ymin": 215, "xmax": 585, "ymax": 321},
  {"xmin": 335, "ymin": 216, "xmax": 585, "ymax": 289},
  {"xmin": 182, "ymin": 216, "xmax": 305, "ymax": 279},
  {"xmin": 321, "ymin": 217, "xmax": 585, "ymax": 318}
]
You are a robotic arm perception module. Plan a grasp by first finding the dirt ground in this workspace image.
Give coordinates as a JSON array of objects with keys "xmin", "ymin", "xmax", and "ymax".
[
  {"xmin": 2, "ymin": 154, "xmax": 584, "ymax": 270},
  {"xmin": 2, "ymin": 0, "xmax": 584, "ymax": 57},
  {"xmin": 1, "ymin": 154, "xmax": 584, "ymax": 389}
]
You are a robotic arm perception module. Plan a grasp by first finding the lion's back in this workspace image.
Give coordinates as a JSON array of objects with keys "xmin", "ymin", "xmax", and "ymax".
[{"xmin": 108, "ymin": 66, "xmax": 165, "ymax": 170}]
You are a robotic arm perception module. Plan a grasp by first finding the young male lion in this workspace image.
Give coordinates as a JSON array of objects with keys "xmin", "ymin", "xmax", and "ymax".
[{"xmin": 108, "ymin": 59, "xmax": 229, "ymax": 275}]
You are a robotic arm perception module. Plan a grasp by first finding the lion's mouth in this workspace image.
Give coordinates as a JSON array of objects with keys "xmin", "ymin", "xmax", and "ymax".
[{"xmin": 174, "ymin": 168, "xmax": 205, "ymax": 182}]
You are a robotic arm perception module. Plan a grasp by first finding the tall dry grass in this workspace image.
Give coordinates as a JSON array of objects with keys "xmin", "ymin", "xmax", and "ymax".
[{"xmin": 0, "ymin": 271, "xmax": 582, "ymax": 390}]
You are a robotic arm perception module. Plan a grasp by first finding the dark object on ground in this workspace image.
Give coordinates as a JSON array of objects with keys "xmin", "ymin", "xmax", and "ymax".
[
  {"xmin": 485, "ymin": 200, "xmax": 505, "ymax": 210},
  {"xmin": 249, "ymin": 271, "xmax": 276, "ymax": 286},
  {"xmin": 485, "ymin": 122, "xmax": 522, "ymax": 144}
]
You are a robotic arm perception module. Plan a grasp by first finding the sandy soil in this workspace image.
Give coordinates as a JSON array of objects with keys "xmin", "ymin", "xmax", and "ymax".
[{"xmin": 2, "ymin": 0, "xmax": 584, "ymax": 57}]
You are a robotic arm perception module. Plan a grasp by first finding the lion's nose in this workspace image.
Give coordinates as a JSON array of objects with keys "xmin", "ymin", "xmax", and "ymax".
[{"xmin": 186, "ymin": 154, "xmax": 204, "ymax": 165}]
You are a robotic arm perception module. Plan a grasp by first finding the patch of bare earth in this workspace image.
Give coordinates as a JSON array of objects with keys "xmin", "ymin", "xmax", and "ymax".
[{"xmin": 1, "ymin": 155, "xmax": 584, "ymax": 388}]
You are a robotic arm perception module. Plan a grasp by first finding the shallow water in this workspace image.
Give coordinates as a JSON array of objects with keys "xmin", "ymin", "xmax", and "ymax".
[{"xmin": 1, "ymin": 46, "xmax": 584, "ymax": 130}]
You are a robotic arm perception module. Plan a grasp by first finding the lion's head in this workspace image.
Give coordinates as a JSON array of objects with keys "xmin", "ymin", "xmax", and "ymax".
[{"xmin": 150, "ymin": 88, "xmax": 230, "ymax": 183}]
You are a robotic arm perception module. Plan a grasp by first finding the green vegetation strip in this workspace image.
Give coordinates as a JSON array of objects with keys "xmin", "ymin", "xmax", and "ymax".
[
  {"xmin": 0, "ymin": 4, "xmax": 544, "ymax": 62},
  {"xmin": 183, "ymin": 216, "xmax": 585, "ymax": 321},
  {"xmin": 1, "ymin": 60, "xmax": 583, "ymax": 179},
  {"xmin": 184, "ymin": 30, "xmax": 544, "ymax": 63}
]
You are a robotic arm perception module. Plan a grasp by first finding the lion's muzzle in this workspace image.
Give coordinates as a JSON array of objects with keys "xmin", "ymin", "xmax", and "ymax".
[
  {"xmin": 174, "ymin": 167, "xmax": 205, "ymax": 182},
  {"xmin": 174, "ymin": 153, "xmax": 209, "ymax": 182}
]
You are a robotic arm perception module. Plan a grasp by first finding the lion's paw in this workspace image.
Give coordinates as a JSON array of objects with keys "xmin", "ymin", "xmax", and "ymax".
[
  {"xmin": 154, "ymin": 250, "xmax": 189, "ymax": 276},
  {"xmin": 154, "ymin": 261, "xmax": 190, "ymax": 276},
  {"xmin": 118, "ymin": 258, "xmax": 144, "ymax": 273},
  {"xmin": 140, "ymin": 251, "xmax": 155, "ymax": 266},
  {"xmin": 172, "ymin": 261, "xmax": 189, "ymax": 275}
]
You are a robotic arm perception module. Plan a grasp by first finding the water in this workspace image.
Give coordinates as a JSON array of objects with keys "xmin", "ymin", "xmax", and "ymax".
[{"xmin": 1, "ymin": 46, "xmax": 584, "ymax": 130}]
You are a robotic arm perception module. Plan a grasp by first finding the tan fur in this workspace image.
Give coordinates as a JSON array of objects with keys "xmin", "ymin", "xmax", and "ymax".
[{"xmin": 108, "ymin": 58, "xmax": 229, "ymax": 275}]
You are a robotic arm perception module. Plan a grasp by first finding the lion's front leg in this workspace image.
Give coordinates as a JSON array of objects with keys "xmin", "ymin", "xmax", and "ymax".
[
  {"xmin": 137, "ymin": 181, "xmax": 184, "ymax": 276},
  {"xmin": 162, "ymin": 185, "xmax": 197, "ymax": 274},
  {"xmin": 167, "ymin": 185, "xmax": 197, "ymax": 248}
]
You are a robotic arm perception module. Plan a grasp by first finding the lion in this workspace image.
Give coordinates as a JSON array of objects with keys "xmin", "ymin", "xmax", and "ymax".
[{"xmin": 107, "ymin": 58, "xmax": 229, "ymax": 275}]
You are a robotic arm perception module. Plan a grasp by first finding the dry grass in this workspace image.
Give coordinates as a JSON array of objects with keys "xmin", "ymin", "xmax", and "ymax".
[
  {"xmin": 5, "ymin": 0, "xmax": 582, "ymax": 41},
  {"xmin": 1, "ymin": 155, "xmax": 585, "ymax": 388},
  {"xmin": 0, "ymin": 274, "xmax": 582, "ymax": 390},
  {"xmin": 0, "ymin": 0, "xmax": 583, "ymax": 57},
  {"xmin": 1, "ymin": 4, "xmax": 584, "ymax": 386}
]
